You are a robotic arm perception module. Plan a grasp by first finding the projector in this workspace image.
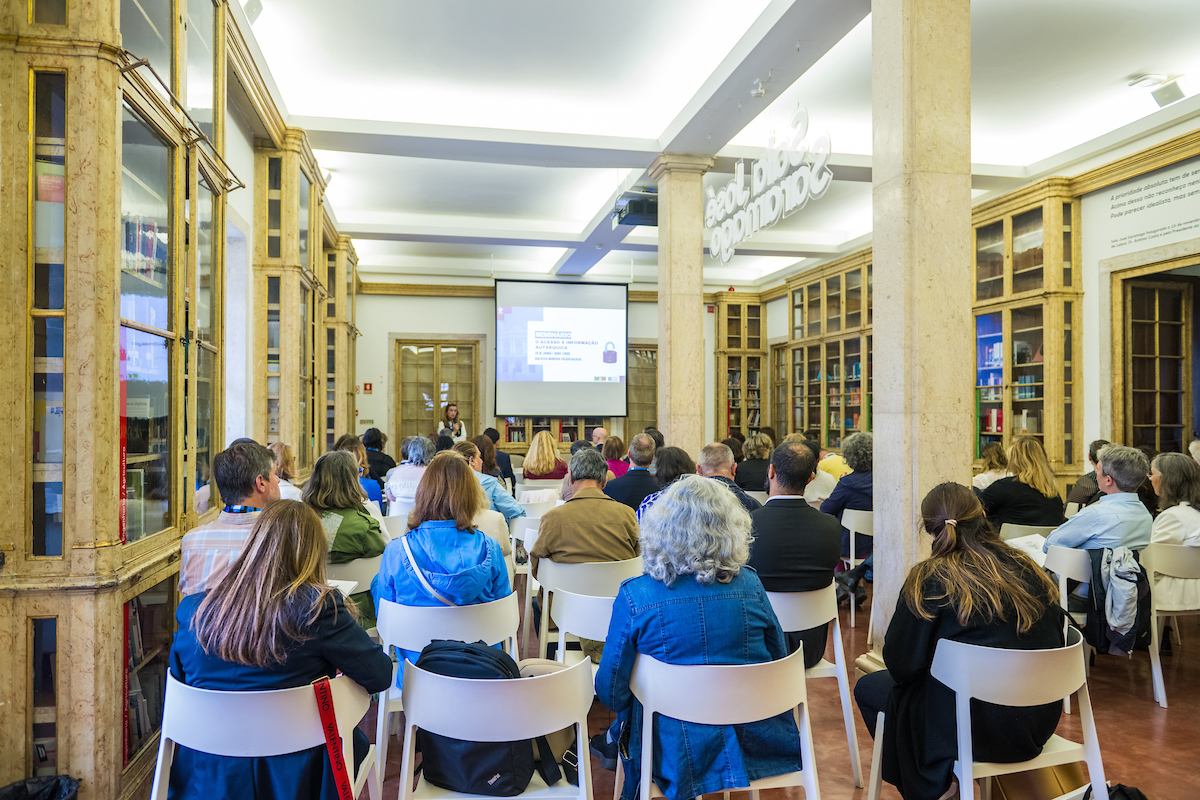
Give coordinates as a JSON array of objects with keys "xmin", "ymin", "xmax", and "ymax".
[{"xmin": 615, "ymin": 192, "xmax": 658, "ymax": 226}]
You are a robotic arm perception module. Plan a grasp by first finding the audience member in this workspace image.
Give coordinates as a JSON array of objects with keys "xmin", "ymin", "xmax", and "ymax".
[
  {"xmin": 1136, "ymin": 445, "xmax": 1160, "ymax": 518},
  {"xmin": 563, "ymin": 439, "xmax": 616, "ymax": 500},
  {"xmin": 168, "ymin": 500, "xmax": 391, "ymax": 800},
  {"xmin": 179, "ymin": 440, "xmax": 281, "ymax": 596},
  {"xmin": 636, "ymin": 446, "xmax": 695, "ymax": 520},
  {"xmin": 483, "ymin": 427, "xmax": 517, "ymax": 489},
  {"xmin": 385, "ymin": 436, "xmax": 434, "ymax": 512},
  {"xmin": 972, "ymin": 441, "xmax": 1010, "ymax": 491},
  {"xmin": 1149, "ymin": 451, "xmax": 1200, "ymax": 613},
  {"xmin": 523, "ymin": 430, "xmax": 569, "ymax": 480},
  {"xmin": 1066, "ymin": 439, "xmax": 1109, "ymax": 507},
  {"xmin": 723, "ymin": 437, "xmax": 745, "ymax": 464},
  {"xmin": 821, "ymin": 432, "xmax": 874, "ymax": 563},
  {"xmin": 603, "ymin": 433, "xmax": 658, "ymax": 510},
  {"xmin": 303, "ymin": 451, "xmax": 386, "ymax": 627},
  {"xmin": 442, "ymin": 402, "xmax": 467, "ymax": 442},
  {"xmin": 267, "ymin": 442, "xmax": 303, "ymax": 501},
  {"xmin": 591, "ymin": 426, "xmax": 609, "ymax": 448},
  {"xmin": 593, "ymin": 476, "xmax": 800, "ymax": 794},
  {"xmin": 816, "ymin": 440, "xmax": 853, "ymax": 480},
  {"xmin": 747, "ymin": 442, "xmax": 841, "ymax": 668},
  {"xmin": 335, "ymin": 434, "xmax": 384, "ymax": 508},
  {"xmin": 453, "ymin": 441, "xmax": 526, "ymax": 524},
  {"xmin": 531, "ymin": 448, "xmax": 639, "ymax": 662},
  {"xmin": 697, "ymin": 442, "xmax": 762, "ymax": 512},
  {"xmin": 435, "ymin": 434, "xmax": 455, "ymax": 452},
  {"xmin": 758, "ymin": 426, "xmax": 778, "ymax": 446},
  {"xmin": 603, "ymin": 435, "xmax": 630, "ymax": 477},
  {"xmin": 980, "ymin": 437, "xmax": 1065, "ymax": 529},
  {"xmin": 854, "ymin": 483, "xmax": 1065, "ymax": 800},
  {"xmin": 1043, "ymin": 443, "xmax": 1152, "ymax": 553},
  {"xmin": 801, "ymin": 439, "xmax": 837, "ymax": 507},
  {"xmin": 1190, "ymin": 439, "xmax": 1200, "ymax": 465},
  {"xmin": 471, "ymin": 434, "xmax": 504, "ymax": 479},
  {"xmin": 361, "ymin": 427, "xmax": 396, "ymax": 482},
  {"xmin": 734, "ymin": 432, "xmax": 772, "ymax": 491},
  {"xmin": 371, "ymin": 451, "xmax": 511, "ymax": 683},
  {"xmin": 727, "ymin": 430, "xmax": 746, "ymax": 445},
  {"xmin": 642, "ymin": 427, "xmax": 665, "ymax": 474}
]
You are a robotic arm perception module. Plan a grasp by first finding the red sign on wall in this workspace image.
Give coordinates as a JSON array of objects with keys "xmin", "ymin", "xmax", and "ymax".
[{"xmin": 363, "ymin": 383, "xmax": 372, "ymax": 394}]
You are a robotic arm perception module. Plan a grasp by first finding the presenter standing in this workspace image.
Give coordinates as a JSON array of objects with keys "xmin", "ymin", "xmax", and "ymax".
[{"xmin": 442, "ymin": 402, "xmax": 468, "ymax": 443}]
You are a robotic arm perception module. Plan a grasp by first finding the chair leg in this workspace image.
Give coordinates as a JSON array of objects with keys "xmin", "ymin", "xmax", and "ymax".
[
  {"xmin": 832, "ymin": 626, "xmax": 863, "ymax": 787},
  {"xmin": 796, "ymin": 702, "xmax": 821, "ymax": 800},
  {"xmin": 375, "ymin": 696, "xmax": 391, "ymax": 783},
  {"xmin": 522, "ymin": 574, "xmax": 535, "ymax": 659},
  {"xmin": 613, "ymin": 754, "xmax": 624, "ymax": 800},
  {"xmin": 980, "ymin": 775, "xmax": 992, "ymax": 800},
  {"xmin": 1170, "ymin": 615, "xmax": 1182, "ymax": 645},
  {"xmin": 867, "ymin": 713, "xmax": 885, "ymax": 800},
  {"xmin": 1149, "ymin": 612, "xmax": 1168, "ymax": 708},
  {"xmin": 539, "ymin": 588, "xmax": 552, "ymax": 660}
]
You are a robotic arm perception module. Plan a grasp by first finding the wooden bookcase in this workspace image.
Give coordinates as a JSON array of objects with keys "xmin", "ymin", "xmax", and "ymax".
[
  {"xmin": 495, "ymin": 417, "xmax": 610, "ymax": 454},
  {"xmin": 714, "ymin": 294, "xmax": 767, "ymax": 438}
]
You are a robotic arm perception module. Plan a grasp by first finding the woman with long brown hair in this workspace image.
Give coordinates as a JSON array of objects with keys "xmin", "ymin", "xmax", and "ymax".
[
  {"xmin": 168, "ymin": 500, "xmax": 392, "ymax": 800},
  {"xmin": 371, "ymin": 451, "xmax": 511, "ymax": 681},
  {"xmin": 979, "ymin": 436, "xmax": 1065, "ymax": 528},
  {"xmin": 470, "ymin": 433, "xmax": 503, "ymax": 478},
  {"xmin": 522, "ymin": 429, "xmax": 569, "ymax": 479},
  {"xmin": 602, "ymin": 435, "xmax": 630, "ymax": 477},
  {"xmin": 854, "ymin": 483, "xmax": 1065, "ymax": 800},
  {"xmin": 441, "ymin": 401, "xmax": 467, "ymax": 442}
]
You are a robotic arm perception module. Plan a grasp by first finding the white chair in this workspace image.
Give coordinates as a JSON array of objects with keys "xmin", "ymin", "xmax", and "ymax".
[
  {"xmin": 373, "ymin": 593, "xmax": 521, "ymax": 770},
  {"xmin": 1065, "ymin": 502, "xmax": 1081, "ymax": 518},
  {"xmin": 380, "ymin": 515, "xmax": 408, "ymax": 541},
  {"xmin": 520, "ymin": 498, "xmax": 557, "ymax": 519},
  {"xmin": 1044, "ymin": 544, "xmax": 1095, "ymax": 713},
  {"xmin": 998, "ymin": 523, "xmax": 1058, "ymax": 542},
  {"xmin": 614, "ymin": 648, "xmax": 819, "ymax": 800},
  {"xmin": 398, "ymin": 657, "xmax": 595, "ymax": 800},
  {"xmin": 550, "ymin": 589, "xmax": 617, "ymax": 674},
  {"xmin": 841, "ymin": 508, "xmax": 874, "ymax": 629},
  {"xmin": 150, "ymin": 673, "xmax": 379, "ymax": 800},
  {"xmin": 747, "ymin": 490, "xmax": 769, "ymax": 505},
  {"xmin": 327, "ymin": 555, "xmax": 384, "ymax": 636},
  {"xmin": 517, "ymin": 479, "xmax": 564, "ymax": 497},
  {"xmin": 535, "ymin": 556, "xmax": 644, "ymax": 659},
  {"xmin": 510, "ymin": 517, "xmax": 543, "ymax": 657},
  {"xmin": 868, "ymin": 627, "xmax": 1106, "ymax": 800},
  {"xmin": 1144, "ymin": 542, "xmax": 1200, "ymax": 708},
  {"xmin": 387, "ymin": 500, "xmax": 415, "ymax": 519},
  {"xmin": 767, "ymin": 586, "xmax": 863, "ymax": 787}
]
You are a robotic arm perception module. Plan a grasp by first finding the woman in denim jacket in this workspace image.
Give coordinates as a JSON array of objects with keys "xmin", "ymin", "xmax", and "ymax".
[{"xmin": 595, "ymin": 475, "xmax": 801, "ymax": 800}]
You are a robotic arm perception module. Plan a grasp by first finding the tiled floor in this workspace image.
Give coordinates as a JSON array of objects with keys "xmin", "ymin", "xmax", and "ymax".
[{"xmin": 374, "ymin": 585, "xmax": 1198, "ymax": 800}]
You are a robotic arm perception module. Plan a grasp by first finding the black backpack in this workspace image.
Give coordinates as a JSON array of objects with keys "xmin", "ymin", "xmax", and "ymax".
[
  {"xmin": 414, "ymin": 640, "xmax": 565, "ymax": 796},
  {"xmin": 1084, "ymin": 785, "xmax": 1149, "ymax": 800}
]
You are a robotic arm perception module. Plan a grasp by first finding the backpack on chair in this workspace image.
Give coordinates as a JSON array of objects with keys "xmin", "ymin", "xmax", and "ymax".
[{"xmin": 414, "ymin": 640, "xmax": 566, "ymax": 796}]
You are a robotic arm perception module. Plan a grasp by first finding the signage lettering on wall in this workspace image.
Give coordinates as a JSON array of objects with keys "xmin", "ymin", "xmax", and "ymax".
[{"xmin": 705, "ymin": 107, "xmax": 833, "ymax": 264}]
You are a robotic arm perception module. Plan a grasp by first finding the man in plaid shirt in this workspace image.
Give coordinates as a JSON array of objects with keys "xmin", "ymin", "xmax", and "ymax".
[{"xmin": 178, "ymin": 439, "xmax": 281, "ymax": 595}]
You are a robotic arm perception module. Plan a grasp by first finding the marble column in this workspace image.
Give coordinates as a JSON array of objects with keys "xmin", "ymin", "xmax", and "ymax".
[
  {"xmin": 650, "ymin": 154, "xmax": 714, "ymax": 459},
  {"xmin": 860, "ymin": 0, "xmax": 975, "ymax": 670}
]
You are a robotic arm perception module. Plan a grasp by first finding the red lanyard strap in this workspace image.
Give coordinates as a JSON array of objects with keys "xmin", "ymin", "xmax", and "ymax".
[{"xmin": 313, "ymin": 677, "xmax": 356, "ymax": 800}]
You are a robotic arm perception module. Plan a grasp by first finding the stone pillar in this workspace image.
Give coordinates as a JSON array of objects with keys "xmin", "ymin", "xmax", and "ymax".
[
  {"xmin": 861, "ymin": 0, "xmax": 974, "ymax": 669},
  {"xmin": 650, "ymin": 154, "xmax": 714, "ymax": 459}
]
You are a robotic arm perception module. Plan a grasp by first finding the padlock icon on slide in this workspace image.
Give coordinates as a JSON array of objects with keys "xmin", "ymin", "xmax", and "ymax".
[{"xmin": 603, "ymin": 342, "xmax": 618, "ymax": 363}]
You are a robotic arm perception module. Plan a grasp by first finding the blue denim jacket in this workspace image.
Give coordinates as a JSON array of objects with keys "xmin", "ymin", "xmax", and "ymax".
[{"xmin": 595, "ymin": 569, "xmax": 801, "ymax": 800}]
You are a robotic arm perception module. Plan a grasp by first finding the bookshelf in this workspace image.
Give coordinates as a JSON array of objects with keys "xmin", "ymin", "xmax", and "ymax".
[
  {"xmin": 714, "ymin": 294, "xmax": 767, "ymax": 438},
  {"xmin": 496, "ymin": 417, "xmax": 609, "ymax": 454},
  {"xmin": 971, "ymin": 179, "xmax": 1082, "ymax": 480},
  {"xmin": 123, "ymin": 580, "xmax": 176, "ymax": 766}
]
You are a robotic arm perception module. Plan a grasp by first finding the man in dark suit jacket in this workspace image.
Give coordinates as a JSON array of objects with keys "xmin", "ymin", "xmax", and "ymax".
[
  {"xmin": 484, "ymin": 428, "xmax": 516, "ymax": 491},
  {"xmin": 747, "ymin": 441, "xmax": 842, "ymax": 668},
  {"xmin": 602, "ymin": 433, "xmax": 658, "ymax": 511}
]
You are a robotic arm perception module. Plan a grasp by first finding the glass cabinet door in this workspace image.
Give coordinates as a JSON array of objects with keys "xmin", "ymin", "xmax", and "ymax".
[
  {"xmin": 726, "ymin": 304, "xmax": 742, "ymax": 349},
  {"xmin": 1011, "ymin": 305, "xmax": 1044, "ymax": 445},
  {"xmin": 825, "ymin": 276, "xmax": 842, "ymax": 334},
  {"xmin": 1129, "ymin": 285, "xmax": 1187, "ymax": 452},
  {"xmin": 844, "ymin": 338, "xmax": 863, "ymax": 434},
  {"xmin": 1012, "ymin": 208, "xmax": 1045, "ymax": 294},
  {"xmin": 726, "ymin": 355, "xmax": 743, "ymax": 432},
  {"xmin": 791, "ymin": 289, "xmax": 804, "ymax": 340},
  {"xmin": 791, "ymin": 347, "xmax": 806, "ymax": 434},
  {"xmin": 806, "ymin": 345, "xmax": 822, "ymax": 438},
  {"xmin": 745, "ymin": 356, "xmax": 761, "ymax": 429},
  {"xmin": 824, "ymin": 341, "xmax": 842, "ymax": 447},
  {"xmin": 806, "ymin": 283, "xmax": 822, "ymax": 338},
  {"xmin": 746, "ymin": 305, "xmax": 761, "ymax": 350},
  {"xmin": 976, "ymin": 221, "xmax": 1004, "ymax": 301},
  {"xmin": 976, "ymin": 312, "xmax": 1004, "ymax": 455},
  {"xmin": 845, "ymin": 269, "xmax": 862, "ymax": 329}
]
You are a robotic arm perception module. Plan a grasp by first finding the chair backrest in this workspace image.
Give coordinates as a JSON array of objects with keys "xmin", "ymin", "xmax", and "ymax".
[
  {"xmin": 1044, "ymin": 545, "xmax": 1092, "ymax": 584},
  {"xmin": 747, "ymin": 491, "xmax": 769, "ymax": 504},
  {"xmin": 550, "ymin": 589, "xmax": 616, "ymax": 642},
  {"xmin": 1143, "ymin": 542, "xmax": 1200, "ymax": 580},
  {"xmin": 999, "ymin": 523, "xmax": 1058, "ymax": 541},
  {"xmin": 520, "ymin": 499, "xmax": 556, "ymax": 518},
  {"xmin": 517, "ymin": 479, "xmax": 563, "ymax": 495},
  {"xmin": 326, "ymin": 554, "xmax": 383, "ymax": 587},
  {"xmin": 380, "ymin": 515, "xmax": 409, "ymax": 541},
  {"xmin": 537, "ymin": 555, "xmax": 644, "ymax": 597},
  {"xmin": 1065, "ymin": 502, "xmax": 1081, "ymax": 518},
  {"xmin": 388, "ymin": 500, "xmax": 415, "ymax": 519},
  {"xmin": 842, "ymin": 509, "xmax": 874, "ymax": 537},
  {"xmin": 375, "ymin": 593, "xmax": 520, "ymax": 654},
  {"xmin": 401, "ymin": 657, "xmax": 593, "ymax": 742},
  {"xmin": 766, "ymin": 585, "xmax": 838, "ymax": 632},
  {"xmin": 629, "ymin": 647, "xmax": 808, "ymax": 726},
  {"xmin": 930, "ymin": 627, "xmax": 1086, "ymax": 708},
  {"xmin": 509, "ymin": 515, "xmax": 540, "ymax": 543},
  {"xmin": 160, "ymin": 672, "xmax": 369, "ymax": 758}
]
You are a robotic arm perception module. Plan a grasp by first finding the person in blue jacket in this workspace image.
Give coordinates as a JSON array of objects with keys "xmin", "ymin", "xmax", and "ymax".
[
  {"xmin": 372, "ymin": 450, "xmax": 512, "ymax": 682},
  {"xmin": 168, "ymin": 500, "xmax": 392, "ymax": 800},
  {"xmin": 454, "ymin": 440, "xmax": 526, "ymax": 524}
]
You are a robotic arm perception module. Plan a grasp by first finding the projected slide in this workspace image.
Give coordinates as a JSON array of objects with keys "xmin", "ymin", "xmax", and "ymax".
[{"xmin": 495, "ymin": 280, "xmax": 628, "ymax": 417}]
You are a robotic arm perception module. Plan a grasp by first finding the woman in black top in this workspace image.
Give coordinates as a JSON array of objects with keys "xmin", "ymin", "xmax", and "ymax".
[
  {"xmin": 1066, "ymin": 439, "xmax": 1108, "ymax": 508},
  {"xmin": 854, "ymin": 483, "xmax": 1065, "ymax": 799},
  {"xmin": 734, "ymin": 432, "xmax": 772, "ymax": 491},
  {"xmin": 362, "ymin": 427, "xmax": 397, "ymax": 482},
  {"xmin": 980, "ymin": 437, "xmax": 1064, "ymax": 528}
]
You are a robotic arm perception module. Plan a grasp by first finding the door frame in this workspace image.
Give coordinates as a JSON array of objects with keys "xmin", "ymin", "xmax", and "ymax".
[{"xmin": 387, "ymin": 333, "xmax": 485, "ymax": 459}]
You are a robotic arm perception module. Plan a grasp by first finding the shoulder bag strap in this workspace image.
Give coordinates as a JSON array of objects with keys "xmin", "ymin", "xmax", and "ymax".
[
  {"xmin": 312, "ymin": 677, "xmax": 356, "ymax": 800},
  {"xmin": 400, "ymin": 534, "xmax": 456, "ymax": 607}
]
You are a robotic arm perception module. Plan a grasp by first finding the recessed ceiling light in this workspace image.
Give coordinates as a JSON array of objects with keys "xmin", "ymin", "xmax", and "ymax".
[{"xmin": 1129, "ymin": 74, "xmax": 1169, "ymax": 88}]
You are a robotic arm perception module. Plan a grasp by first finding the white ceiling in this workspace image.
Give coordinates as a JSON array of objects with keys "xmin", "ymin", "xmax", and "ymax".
[{"xmin": 244, "ymin": 0, "xmax": 1200, "ymax": 288}]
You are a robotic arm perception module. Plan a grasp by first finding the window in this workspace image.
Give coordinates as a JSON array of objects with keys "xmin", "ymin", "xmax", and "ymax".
[
  {"xmin": 185, "ymin": 0, "xmax": 216, "ymax": 141},
  {"xmin": 396, "ymin": 342, "xmax": 478, "ymax": 439},
  {"xmin": 266, "ymin": 275, "xmax": 281, "ymax": 442},
  {"xmin": 31, "ymin": 618, "xmax": 58, "ymax": 775},
  {"xmin": 120, "ymin": 0, "xmax": 171, "ymax": 97},
  {"xmin": 1127, "ymin": 283, "xmax": 1189, "ymax": 453},
  {"xmin": 627, "ymin": 346, "xmax": 658, "ymax": 436}
]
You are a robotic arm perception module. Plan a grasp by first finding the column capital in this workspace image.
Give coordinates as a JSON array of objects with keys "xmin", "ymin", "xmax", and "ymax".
[{"xmin": 649, "ymin": 153, "xmax": 715, "ymax": 181}]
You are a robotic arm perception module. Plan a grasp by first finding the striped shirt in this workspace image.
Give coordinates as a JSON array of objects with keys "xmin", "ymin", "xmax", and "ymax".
[{"xmin": 177, "ymin": 511, "xmax": 261, "ymax": 596}]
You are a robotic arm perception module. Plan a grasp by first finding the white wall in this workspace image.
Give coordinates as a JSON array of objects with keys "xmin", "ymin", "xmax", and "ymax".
[
  {"xmin": 222, "ymin": 94, "xmax": 257, "ymax": 446},
  {"xmin": 766, "ymin": 296, "xmax": 788, "ymax": 340}
]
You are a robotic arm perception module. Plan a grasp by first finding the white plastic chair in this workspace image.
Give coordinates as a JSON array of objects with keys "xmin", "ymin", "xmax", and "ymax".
[
  {"xmin": 1065, "ymin": 502, "xmax": 1081, "ymax": 518},
  {"xmin": 521, "ymin": 498, "xmax": 557, "ymax": 519},
  {"xmin": 1144, "ymin": 542, "xmax": 1200, "ymax": 708},
  {"xmin": 535, "ymin": 556, "xmax": 644, "ymax": 659},
  {"xmin": 398, "ymin": 657, "xmax": 595, "ymax": 800},
  {"xmin": 747, "ymin": 490, "xmax": 769, "ymax": 505},
  {"xmin": 380, "ymin": 515, "xmax": 409, "ymax": 541},
  {"xmin": 868, "ymin": 627, "xmax": 1105, "ymax": 800},
  {"xmin": 767, "ymin": 586, "xmax": 862, "ymax": 787},
  {"xmin": 387, "ymin": 500, "xmax": 415, "ymax": 519},
  {"xmin": 1044, "ymin": 544, "xmax": 1095, "ymax": 713},
  {"xmin": 517, "ymin": 479, "xmax": 564, "ymax": 497},
  {"xmin": 841, "ymin": 508, "xmax": 874, "ymax": 629},
  {"xmin": 327, "ymin": 555, "xmax": 384, "ymax": 637},
  {"xmin": 510, "ymin": 517, "xmax": 543, "ymax": 657},
  {"xmin": 998, "ymin": 523, "xmax": 1058, "ymax": 542},
  {"xmin": 150, "ymin": 673, "xmax": 379, "ymax": 800},
  {"xmin": 373, "ymin": 593, "xmax": 521, "ymax": 771},
  {"xmin": 550, "ymin": 589, "xmax": 617, "ymax": 674},
  {"xmin": 614, "ymin": 648, "xmax": 819, "ymax": 800}
]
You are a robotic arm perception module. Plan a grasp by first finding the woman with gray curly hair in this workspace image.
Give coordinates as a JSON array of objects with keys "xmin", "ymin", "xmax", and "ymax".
[
  {"xmin": 821, "ymin": 431, "xmax": 874, "ymax": 598},
  {"xmin": 593, "ymin": 475, "xmax": 801, "ymax": 800}
]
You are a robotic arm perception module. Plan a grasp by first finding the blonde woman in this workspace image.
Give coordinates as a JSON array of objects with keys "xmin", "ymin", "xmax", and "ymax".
[
  {"xmin": 303, "ymin": 450, "xmax": 386, "ymax": 627},
  {"xmin": 979, "ymin": 436, "xmax": 1065, "ymax": 528},
  {"xmin": 735, "ymin": 432, "xmax": 773, "ymax": 491},
  {"xmin": 267, "ymin": 441, "xmax": 303, "ymax": 501},
  {"xmin": 168, "ymin": 500, "xmax": 391, "ymax": 800},
  {"xmin": 522, "ymin": 429, "xmax": 569, "ymax": 480}
]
